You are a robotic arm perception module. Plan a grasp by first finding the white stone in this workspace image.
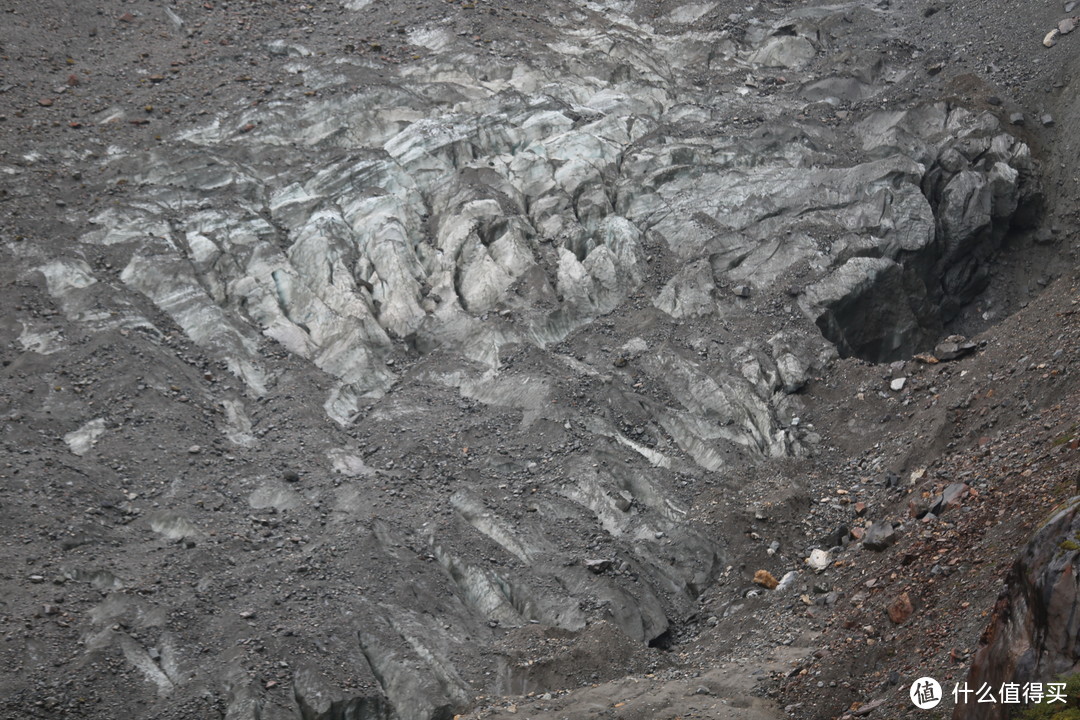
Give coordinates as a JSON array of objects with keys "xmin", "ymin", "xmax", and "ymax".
[{"xmin": 807, "ymin": 549, "xmax": 831, "ymax": 573}]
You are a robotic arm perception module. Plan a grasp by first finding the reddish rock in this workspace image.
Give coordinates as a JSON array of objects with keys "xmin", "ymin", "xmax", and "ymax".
[
  {"xmin": 887, "ymin": 592, "xmax": 914, "ymax": 624},
  {"xmin": 754, "ymin": 569, "xmax": 779, "ymax": 589},
  {"xmin": 38, "ymin": 98, "xmax": 54, "ymax": 107}
]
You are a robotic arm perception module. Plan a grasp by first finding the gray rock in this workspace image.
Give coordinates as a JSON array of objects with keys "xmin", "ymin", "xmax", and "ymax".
[
  {"xmin": 1035, "ymin": 228, "xmax": 1056, "ymax": 245},
  {"xmin": 776, "ymin": 571, "xmax": 800, "ymax": 592},
  {"xmin": 584, "ymin": 558, "xmax": 613, "ymax": 574},
  {"xmin": 863, "ymin": 522, "xmax": 897, "ymax": 551},
  {"xmin": 934, "ymin": 335, "xmax": 977, "ymax": 361},
  {"xmin": 1009, "ymin": 112, "xmax": 1025, "ymax": 126},
  {"xmin": 1042, "ymin": 114, "xmax": 1056, "ymax": 127}
]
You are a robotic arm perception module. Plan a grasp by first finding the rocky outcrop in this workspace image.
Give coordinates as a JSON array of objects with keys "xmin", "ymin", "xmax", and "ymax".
[{"xmin": 956, "ymin": 498, "xmax": 1080, "ymax": 720}]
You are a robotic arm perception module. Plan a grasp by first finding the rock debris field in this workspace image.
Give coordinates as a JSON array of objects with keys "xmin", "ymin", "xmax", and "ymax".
[{"xmin": 1, "ymin": 0, "xmax": 1080, "ymax": 718}]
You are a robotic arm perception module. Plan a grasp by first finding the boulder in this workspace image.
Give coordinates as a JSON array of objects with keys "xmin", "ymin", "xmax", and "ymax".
[
  {"xmin": 956, "ymin": 498, "xmax": 1080, "ymax": 720},
  {"xmin": 863, "ymin": 522, "xmax": 897, "ymax": 551}
]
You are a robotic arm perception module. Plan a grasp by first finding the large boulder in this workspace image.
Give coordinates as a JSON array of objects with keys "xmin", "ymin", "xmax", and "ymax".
[{"xmin": 956, "ymin": 498, "xmax": 1080, "ymax": 720}]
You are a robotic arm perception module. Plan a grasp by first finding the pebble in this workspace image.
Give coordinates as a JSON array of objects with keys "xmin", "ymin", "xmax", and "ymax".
[
  {"xmin": 188, "ymin": 445, "xmax": 202, "ymax": 454},
  {"xmin": 1059, "ymin": 17, "xmax": 1075, "ymax": 34},
  {"xmin": 1067, "ymin": 0, "xmax": 1077, "ymax": 12},
  {"xmin": 753, "ymin": 569, "xmax": 779, "ymax": 589},
  {"xmin": 1042, "ymin": 114, "xmax": 1056, "ymax": 127},
  {"xmin": 890, "ymin": 377, "xmax": 906, "ymax": 392},
  {"xmin": 1009, "ymin": 112, "xmax": 1025, "ymax": 126},
  {"xmin": 807, "ymin": 548, "xmax": 831, "ymax": 573}
]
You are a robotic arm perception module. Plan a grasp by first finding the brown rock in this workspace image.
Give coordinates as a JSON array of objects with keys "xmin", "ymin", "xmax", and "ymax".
[
  {"xmin": 852, "ymin": 698, "xmax": 885, "ymax": 716},
  {"xmin": 38, "ymin": 98, "xmax": 54, "ymax": 107},
  {"xmin": 887, "ymin": 592, "xmax": 914, "ymax": 624},
  {"xmin": 754, "ymin": 569, "xmax": 779, "ymax": 589}
]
